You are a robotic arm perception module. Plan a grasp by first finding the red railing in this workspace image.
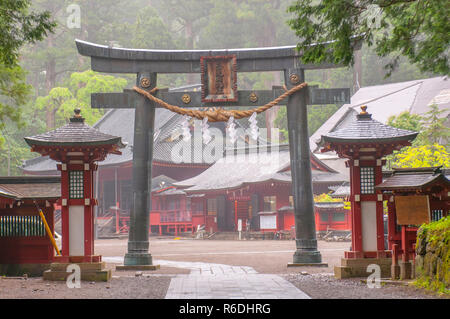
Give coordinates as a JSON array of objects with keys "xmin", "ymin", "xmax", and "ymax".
[{"xmin": 0, "ymin": 208, "xmax": 54, "ymax": 264}]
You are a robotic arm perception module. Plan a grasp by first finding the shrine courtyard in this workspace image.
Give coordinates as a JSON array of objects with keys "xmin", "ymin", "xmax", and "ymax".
[{"xmin": 0, "ymin": 237, "xmax": 445, "ymax": 299}]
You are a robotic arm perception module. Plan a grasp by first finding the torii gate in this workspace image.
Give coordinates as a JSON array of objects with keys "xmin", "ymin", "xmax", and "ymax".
[{"xmin": 76, "ymin": 39, "xmax": 353, "ymax": 268}]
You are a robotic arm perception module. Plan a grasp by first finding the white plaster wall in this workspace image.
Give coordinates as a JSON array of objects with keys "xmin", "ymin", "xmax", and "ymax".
[
  {"xmin": 361, "ymin": 201, "xmax": 377, "ymax": 252},
  {"xmin": 69, "ymin": 205, "xmax": 84, "ymax": 256}
]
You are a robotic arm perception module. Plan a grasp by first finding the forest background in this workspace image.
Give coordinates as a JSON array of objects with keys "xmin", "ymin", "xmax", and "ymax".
[{"xmin": 0, "ymin": 0, "xmax": 446, "ymax": 175}]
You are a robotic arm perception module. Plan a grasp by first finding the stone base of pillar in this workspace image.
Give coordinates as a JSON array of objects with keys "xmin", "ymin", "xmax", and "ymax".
[
  {"xmin": 43, "ymin": 262, "xmax": 111, "ymax": 282},
  {"xmin": 334, "ymin": 257, "xmax": 391, "ymax": 279},
  {"xmin": 116, "ymin": 264, "xmax": 160, "ymax": 271},
  {"xmin": 292, "ymin": 250, "xmax": 324, "ymax": 264},
  {"xmin": 399, "ymin": 261, "xmax": 414, "ymax": 280},
  {"xmin": 287, "ymin": 262, "xmax": 328, "ymax": 267},
  {"xmin": 117, "ymin": 252, "xmax": 159, "ymax": 271},
  {"xmin": 391, "ymin": 264, "xmax": 401, "ymax": 280}
]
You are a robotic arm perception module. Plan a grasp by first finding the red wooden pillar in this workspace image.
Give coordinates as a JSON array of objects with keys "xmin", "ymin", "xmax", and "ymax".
[
  {"xmin": 349, "ymin": 160, "xmax": 363, "ymax": 256},
  {"xmin": 58, "ymin": 163, "xmax": 70, "ymax": 260},
  {"xmin": 234, "ymin": 200, "xmax": 238, "ymax": 230},
  {"xmin": 401, "ymin": 225, "xmax": 409, "ymax": 262},
  {"xmin": 375, "ymin": 160, "xmax": 386, "ymax": 255},
  {"xmin": 387, "ymin": 197, "xmax": 396, "ymax": 250}
]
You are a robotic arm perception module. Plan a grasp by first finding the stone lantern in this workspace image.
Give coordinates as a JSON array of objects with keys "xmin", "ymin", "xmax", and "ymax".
[
  {"xmin": 318, "ymin": 106, "xmax": 417, "ymax": 278},
  {"xmin": 24, "ymin": 109, "xmax": 125, "ymax": 281}
]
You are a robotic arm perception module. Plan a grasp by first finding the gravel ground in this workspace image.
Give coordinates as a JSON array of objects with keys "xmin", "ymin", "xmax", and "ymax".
[
  {"xmin": 0, "ymin": 238, "xmax": 445, "ymax": 299},
  {"xmin": 284, "ymin": 273, "xmax": 447, "ymax": 299},
  {"xmin": 0, "ymin": 274, "xmax": 172, "ymax": 299}
]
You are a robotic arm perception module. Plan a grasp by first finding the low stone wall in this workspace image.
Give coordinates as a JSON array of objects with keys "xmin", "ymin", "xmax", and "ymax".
[
  {"xmin": 415, "ymin": 217, "xmax": 449, "ymax": 294},
  {"xmin": 0, "ymin": 263, "xmax": 51, "ymax": 277}
]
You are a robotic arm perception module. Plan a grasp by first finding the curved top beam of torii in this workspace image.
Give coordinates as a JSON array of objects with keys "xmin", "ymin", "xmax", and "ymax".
[{"xmin": 75, "ymin": 39, "xmax": 357, "ymax": 74}]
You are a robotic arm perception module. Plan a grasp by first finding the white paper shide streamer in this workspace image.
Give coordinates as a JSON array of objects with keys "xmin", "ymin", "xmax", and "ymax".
[
  {"xmin": 181, "ymin": 115, "xmax": 191, "ymax": 142},
  {"xmin": 249, "ymin": 112, "xmax": 259, "ymax": 140},
  {"xmin": 202, "ymin": 117, "xmax": 212, "ymax": 144},
  {"xmin": 227, "ymin": 116, "xmax": 237, "ymax": 144}
]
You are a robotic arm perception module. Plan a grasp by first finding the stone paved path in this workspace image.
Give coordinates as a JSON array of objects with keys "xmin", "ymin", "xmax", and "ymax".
[{"xmin": 103, "ymin": 257, "xmax": 310, "ymax": 299}]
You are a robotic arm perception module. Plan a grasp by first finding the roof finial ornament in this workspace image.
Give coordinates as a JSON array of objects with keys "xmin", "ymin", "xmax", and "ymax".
[
  {"xmin": 360, "ymin": 105, "xmax": 368, "ymax": 115},
  {"xmin": 70, "ymin": 108, "xmax": 85, "ymax": 123}
]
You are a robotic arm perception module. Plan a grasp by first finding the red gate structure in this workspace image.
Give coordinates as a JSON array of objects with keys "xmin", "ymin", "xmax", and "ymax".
[{"xmin": 0, "ymin": 176, "xmax": 60, "ymax": 276}]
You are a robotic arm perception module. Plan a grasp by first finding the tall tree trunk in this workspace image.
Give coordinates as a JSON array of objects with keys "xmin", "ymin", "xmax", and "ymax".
[
  {"xmin": 353, "ymin": 49, "xmax": 362, "ymax": 94},
  {"xmin": 44, "ymin": 34, "xmax": 56, "ymax": 94},
  {"xmin": 260, "ymin": 19, "xmax": 277, "ymax": 139}
]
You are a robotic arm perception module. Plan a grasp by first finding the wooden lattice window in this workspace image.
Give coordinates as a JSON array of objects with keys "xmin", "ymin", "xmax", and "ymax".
[
  {"xmin": 332, "ymin": 212, "xmax": 346, "ymax": 222},
  {"xmin": 69, "ymin": 170, "xmax": 84, "ymax": 199},
  {"xmin": 360, "ymin": 167, "xmax": 375, "ymax": 194}
]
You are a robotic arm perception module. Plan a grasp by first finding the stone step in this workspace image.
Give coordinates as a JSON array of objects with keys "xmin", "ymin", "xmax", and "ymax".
[
  {"xmin": 43, "ymin": 269, "xmax": 111, "ymax": 282},
  {"xmin": 50, "ymin": 262, "xmax": 106, "ymax": 272},
  {"xmin": 341, "ymin": 257, "xmax": 391, "ymax": 267}
]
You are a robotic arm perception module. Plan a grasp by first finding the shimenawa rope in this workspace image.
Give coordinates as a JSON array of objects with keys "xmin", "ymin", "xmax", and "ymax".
[{"xmin": 132, "ymin": 82, "xmax": 308, "ymax": 122}]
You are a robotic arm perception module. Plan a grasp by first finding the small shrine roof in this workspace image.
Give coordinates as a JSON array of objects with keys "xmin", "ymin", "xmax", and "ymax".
[
  {"xmin": 329, "ymin": 184, "xmax": 351, "ymax": 198},
  {"xmin": 278, "ymin": 206, "xmax": 293, "ymax": 212},
  {"xmin": 314, "ymin": 201, "xmax": 345, "ymax": 209},
  {"xmin": 154, "ymin": 188, "xmax": 186, "ymax": 196},
  {"xmin": 376, "ymin": 167, "xmax": 449, "ymax": 191},
  {"xmin": 24, "ymin": 109, "xmax": 125, "ymax": 148},
  {"xmin": 318, "ymin": 106, "xmax": 418, "ymax": 146},
  {"xmin": 0, "ymin": 176, "xmax": 60, "ymax": 200}
]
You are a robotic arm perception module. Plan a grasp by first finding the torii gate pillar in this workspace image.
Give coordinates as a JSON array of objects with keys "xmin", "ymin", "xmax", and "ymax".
[
  {"xmin": 120, "ymin": 72, "xmax": 159, "ymax": 269},
  {"xmin": 286, "ymin": 69, "xmax": 325, "ymax": 266}
]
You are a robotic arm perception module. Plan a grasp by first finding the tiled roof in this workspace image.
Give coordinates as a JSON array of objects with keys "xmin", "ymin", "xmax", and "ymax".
[
  {"xmin": 0, "ymin": 176, "xmax": 60, "ymax": 200},
  {"xmin": 314, "ymin": 202, "xmax": 345, "ymax": 209},
  {"xmin": 318, "ymin": 109, "xmax": 418, "ymax": 145},
  {"xmin": 21, "ymin": 84, "xmax": 265, "ymax": 172},
  {"xmin": 174, "ymin": 147, "xmax": 347, "ymax": 193},
  {"xmin": 329, "ymin": 184, "xmax": 350, "ymax": 198},
  {"xmin": 24, "ymin": 111, "xmax": 125, "ymax": 148},
  {"xmin": 376, "ymin": 167, "xmax": 449, "ymax": 191}
]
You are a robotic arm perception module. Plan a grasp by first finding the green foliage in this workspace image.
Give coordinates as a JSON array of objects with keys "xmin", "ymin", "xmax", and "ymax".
[
  {"xmin": 387, "ymin": 111, "xmax": 423, "ymax": 134},
  {"xmin": 0, "ymin": 65, "xmax": 31, "ymax": 130},
  {"xmin": 314, "ymin": 193, "xmax": 351, "ymax": 210},
  {"xmin": 131, "ymin": 7, "xmax": 177, "ymax": 50},
  {"xmin": 421, "ymin": 104, "xmax": 450, "ymax": 147},
  {"xmin": 386, "ymin": 104, "xmax": 450, "ymax": 169},
  {"xmin": 35, "ymin": 70, "xmax": 128, "ymax": 129},
  {"xmin": 288, "ymin": 0, "xmax": 450, "ymax": 76},
  {"xmin": 414, "ymin": 217, "xmax": 450, "ymax": 295},
  {"xmin": 3, "ymin": 0, "xmax": 446, "ymax": 176},
  {"xmin": 0, "ymin": 0, "xmax": 55, "ymax": 133},
  {"xmin": 274, "ymin": 103, "xmax": 339, "ymax": 142},
  {"xmin": 391, "ymin": 144, "xmax": 450, "ymax": 169},
  {"xmin": 0, "ymin": 0, "xmax": 56, "ymax": 67}
]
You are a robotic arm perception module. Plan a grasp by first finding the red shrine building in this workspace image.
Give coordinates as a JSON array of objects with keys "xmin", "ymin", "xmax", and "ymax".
[
  {"xmin": 169, "ymin": 144, "xmax": 348, "ymax": 235},
  {"xmin": 24, "ymin": 109, "xmax": 125, "ymax": 281},
  {"xmin": 0, "ymin": 176, "xmax": 60, "ymax": 276},
  {"xmin": 318, "ymin": 105, "xmax": 421, "ymax": 278},
  {"xmin": 376, "ymin": 167, "xmax": 449, "ymax": 279}
]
